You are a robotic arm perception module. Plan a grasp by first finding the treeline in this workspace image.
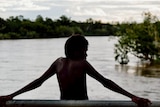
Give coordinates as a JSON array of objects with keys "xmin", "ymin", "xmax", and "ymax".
[{"xmin": 0, "ymin": 15, "xmax": 117, "ymax": 39}]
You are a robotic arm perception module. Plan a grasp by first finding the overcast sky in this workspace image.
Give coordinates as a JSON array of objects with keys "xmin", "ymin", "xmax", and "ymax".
[{"xmin": 0, "ymin": 0, "xmax": 160, "ymax": 23}]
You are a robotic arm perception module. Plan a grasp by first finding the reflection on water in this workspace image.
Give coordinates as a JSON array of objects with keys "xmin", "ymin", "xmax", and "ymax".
[{"xmin": 115, "ymin": 64, "xmax": 160, "ymax": 78}]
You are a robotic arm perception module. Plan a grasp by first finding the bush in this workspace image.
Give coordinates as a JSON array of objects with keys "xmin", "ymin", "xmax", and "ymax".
[
  {"xmin": 56, "ymin": 26, "xmax": 74, "ymax": 37},
  {"xmin": 0, "ymin": 33, "xmax": 11, "ymax": 39},
  {"xmin": 7, "ymin": 32, "xmax": 21, "ymax": 39}
]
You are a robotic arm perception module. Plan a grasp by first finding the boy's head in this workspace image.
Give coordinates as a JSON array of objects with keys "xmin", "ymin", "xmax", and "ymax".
[{"xmin": 65, "ymin": 34, "xmax": 88, "ymax": 60}]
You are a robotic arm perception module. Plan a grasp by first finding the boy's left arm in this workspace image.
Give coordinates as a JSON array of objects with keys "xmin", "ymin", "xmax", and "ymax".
[{"xmin": 85, "ymin": 61, "xmax": 151, "ymax": 107}]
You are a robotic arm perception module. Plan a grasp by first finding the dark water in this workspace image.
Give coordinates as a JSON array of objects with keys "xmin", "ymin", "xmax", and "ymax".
[{"xmin": 0, "ymin": 36, "xmax": 159, "ymax": 101}]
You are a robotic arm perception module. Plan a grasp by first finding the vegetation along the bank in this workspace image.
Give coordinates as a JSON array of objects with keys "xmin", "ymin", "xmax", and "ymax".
[
  {"xmin": 114, "ymin": 12, "xmax": 160, "ymax": 65},
  {"xmin": 0, "ymin": 15, "xmax": 117, "ymax": 39}
]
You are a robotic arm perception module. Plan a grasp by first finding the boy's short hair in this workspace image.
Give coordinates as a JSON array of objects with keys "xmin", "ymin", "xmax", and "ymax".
[{"xmin": 65, "ymin": 34, "xmax": 88, "ymax": 59}]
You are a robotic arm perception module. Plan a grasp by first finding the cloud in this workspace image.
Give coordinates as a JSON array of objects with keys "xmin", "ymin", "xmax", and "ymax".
[
  {"xmin": 0, "ymin": 0, "xmax": 51, "ymax": 11},
  {"xmin": 0, "ymin": 0, "xmax": 160, "ymax": 22},
  {"xmin": 67, "ymin": 0, "xmax": 160, "ymax": 22},
  {"xmin": 67, "ymin": 7, "xmax": 106, "ymax": 17}
]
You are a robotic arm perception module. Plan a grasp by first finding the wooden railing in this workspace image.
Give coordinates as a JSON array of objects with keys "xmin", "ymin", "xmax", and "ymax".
[{"xmin": 5, "ymin": 100, "xmax": 159, "ymax": 107}]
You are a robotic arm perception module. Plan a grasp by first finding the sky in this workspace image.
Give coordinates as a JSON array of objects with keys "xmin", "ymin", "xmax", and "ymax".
[{"xmin": 0, "ymin": 0, "xmax": 160, "ymax": 23}]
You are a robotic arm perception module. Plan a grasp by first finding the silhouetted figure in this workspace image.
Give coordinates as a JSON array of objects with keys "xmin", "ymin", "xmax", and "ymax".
[{"xmin": 0, "ymin": 34, "xmax": 151, "ymax": 107}]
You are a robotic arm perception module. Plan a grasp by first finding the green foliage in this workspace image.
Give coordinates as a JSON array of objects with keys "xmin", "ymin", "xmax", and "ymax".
[
  {"xmin": 35, "ymin": 15, "xmax": 44, "ymax": 23},
  {"xmin": 8, "ymin": 32, "xmax": 21, "ymax": 39},
  {"xmin": 115, "ymin": 12, "xmax": 160, "ymax": 64},
  {"xmin": 0, "ymin": 18, "xmax": 6, "ymax": 32},
  {"xmin": 0, "ymin": 15, "xmax": 115, "ymax": 39},
  {"xmin": 58, "ymin": 15, "xmax": 71, "ymax": 26},
  {"xmin": 0, "ymin": 32, "xmax": 21, "ymax": 39},
  {"xmin": 0, "ymin": 33, "xmax": 10, "ymax": 39},
  {"xmin": 25, "ymin": 31, "xmax": 39, "ymax": 39},
  {"xmin": 72, "ymin": 26, "xmax": 83, "ymax": 34},
  {"xmin": 55, "ymin": 26, "xmax": 73, "ymax": 37}
]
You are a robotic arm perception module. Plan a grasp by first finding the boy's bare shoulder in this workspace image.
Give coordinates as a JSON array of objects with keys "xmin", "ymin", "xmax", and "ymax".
[
  {"xmin": 56, "ymin": 57, "xmax": 88, "ymax": 62},
  {"xmin": 53, "ymin": 57, "xmax": 65, "ymax": 65},
  {"xmin": 55, "ymin": 57, "xmax": 65, "ymax": 62},
  {"xmin": 54, "ymin": 57, "xmax": 90, "ymax": 69}
]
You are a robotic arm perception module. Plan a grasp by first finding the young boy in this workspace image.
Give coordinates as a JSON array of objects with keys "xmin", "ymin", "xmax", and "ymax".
[{"xmin": 0, "ymin": 35, "xmax": 151, "ymax": 107}]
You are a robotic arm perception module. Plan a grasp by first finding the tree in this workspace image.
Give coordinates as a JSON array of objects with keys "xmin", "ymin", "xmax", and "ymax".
[
  {"xmin": 55, "ymin": 26, "xmax": 73, "ymax": 37},
  {"xmin": 35, "ymin": 15, "xmax": 44, "ymax": 23},
  {"xmin": 115, "ymin": 12, "xmax": 160, "ymax": 65},
  {"xmin": 57, "ymin": 15, "xmax": 71, "ymax": 26},
  {"xmin": 0, "ymin": 17, "xmax": 6, "ymax": 32}
]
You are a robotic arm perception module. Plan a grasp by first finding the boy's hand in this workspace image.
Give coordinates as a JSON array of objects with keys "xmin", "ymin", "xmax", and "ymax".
[
  {"xmin": 132, "ymin": 96, "xmax": 152, "ymax": 107},
  {"xmin": 0, "ymin": 95, "xmax": 12, "ymax": 107}
]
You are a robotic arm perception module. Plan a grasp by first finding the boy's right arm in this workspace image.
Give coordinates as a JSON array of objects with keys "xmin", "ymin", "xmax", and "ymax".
[{"xmin": 0, "ymin": 59, "xmax": 58, "ymax": 104}]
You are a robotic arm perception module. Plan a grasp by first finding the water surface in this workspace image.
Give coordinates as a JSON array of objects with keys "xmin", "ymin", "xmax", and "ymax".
[{"xmin": 0, "ymin": 36, "xmax": 159, "ymax": 101}]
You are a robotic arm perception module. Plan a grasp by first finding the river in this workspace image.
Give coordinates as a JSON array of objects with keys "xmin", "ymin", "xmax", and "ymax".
[{"xmin": 0, "ymin": 36, "xmax": 159, "ymax": 101}]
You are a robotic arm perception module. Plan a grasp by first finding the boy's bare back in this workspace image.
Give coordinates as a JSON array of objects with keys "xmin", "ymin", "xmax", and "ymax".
[{"xmin": 55, "ymin": 57, "xmax": 88, "ymax": 100}]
